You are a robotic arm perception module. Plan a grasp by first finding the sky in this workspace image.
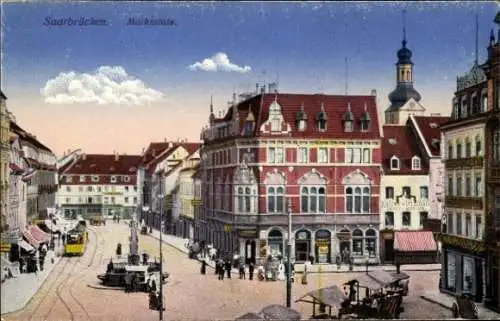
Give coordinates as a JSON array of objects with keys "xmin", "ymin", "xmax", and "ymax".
[{"xmin": 1, "ymin": 1, "xmax": 498, "ymax": 157}]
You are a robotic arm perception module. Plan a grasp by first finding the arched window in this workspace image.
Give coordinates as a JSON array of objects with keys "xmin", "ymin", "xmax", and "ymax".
[
  {"xmin": 465, "ymin": 138, "xmax": 471, "ymax": 157},
  {"xmin": 300, "ymin": 186, "xmax": 325, "ymax": 213},
  {"xmin": 310, "ymin": 187, "xmax": 317, "ymax": 212},
  {"xmin": 390, "ymin": 156, "xmax": 400, "ymax": 170},
  {"xmin": 318, "ymin": 187, "xmax": 325, "ymax": 212},
  {"xmin": 301, "ymin": 187, "xmax": 308, "ymax": 213},
  {"xmin": 345, "ymin": 186, "xmax": 370, "ymax": 214},
  {"xmin": 354, "ymin": 187, "xmax": 362, "ymax": 213},
  {"xmin": 267, "ymin": 186, "xmax": 284, "ymax": 213},
  {"xmin": 345, "ymin": 187, "xmax": 353, "ymax": 213},
  {"xmin": 245, "ymin": 187, "xmax": 251, "ymax": 212},
  {"xmin": 268, "ymin": 187, "xmax": 275, "ymax": 212},
  {"xmin": 412, "ymin": 156, "xmax": 421, "ymax": 170},
  {"xmin": 365, "ymin": 229, "xmax": 377, "ymax": 257},
  {"xmin": 352, "ymin": 229, "xmax": 363, "ymax": 256},
  {"xmin": 475, "ymin": 135, "xmax": 482, "ymax": 156},
  {"xmin": 237, "ymin": 187, "xmax": 244, "ymax": 212},
  {"xmin": 362, "ymin": 187, "xmax": 370, "ymax": 212},
  {"xmin": 456, "ymin": 140, "xmax": 462, "ymax": 159}
]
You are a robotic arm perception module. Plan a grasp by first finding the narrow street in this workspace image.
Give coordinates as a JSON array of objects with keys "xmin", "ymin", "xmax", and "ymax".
[{"xmin": 4, "ymin": 222, "xmax": 451, "ymax": 320}]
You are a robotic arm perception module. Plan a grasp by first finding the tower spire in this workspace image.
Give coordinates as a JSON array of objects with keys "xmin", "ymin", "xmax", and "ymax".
[
  {"xmin": 210, "ymin": 95, "xmax": 214, "ymax": 114},
  {"xmin": 475, "ymin": 14, "xmax": 479, "ymax": 64},
  {"xmin": 402, "ymin": 9, "xmax": 407, "ymax": 47}
]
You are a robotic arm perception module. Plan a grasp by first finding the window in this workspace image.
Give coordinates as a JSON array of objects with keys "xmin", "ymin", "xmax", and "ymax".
[
  {"xmin": 111, "ymin": 176, "xmax": 117, "ymax": 183},
  {"xmin": 456, "ymin": 141, "xmax": 462, "ymax": 158},
  {"xmin": 319, "ymin": 119, "xmax": 327, "ymax": 131},
  {"xmin": 412, "ymin": 157, "xmax": 421, "ymax": 170},
  {"xmin": 66, "ymin": 186, "xmax": 71, "ymax": 192},
  {"xmin": 345, "ymin": 148, "xmax": 362, "ymax": 163},
  {"xmin": 465, "ymin": 139, "xmax": 472, "ymax": 157},
  {"xmin": 65, "ymin": 197, "xmax": 70, "ymax": 204},
  {"xmin": 475, "ymin": 136, "xmax": 482, "ymax": 156},
  {"xmin": 365, "ymin": 229, "xmax": 376, "ymax": 257},
  {"xmin": 267, "ymin": 186, "xmax": 284, "ymax": 213},
  {"xmin": 125, "ymin": 186, "xmax": 129, "ymax": 192},
  {"xmin": 420, "ymin": 186, "xmax": 428, "ymax": 199},
  {"xmin": 124, "ymin": 197, "xmax": 129, "ymax": 204},
  {"xmin": 456, "ymin": 175, "xmax": 462, "ymax": 197},
  {"xmin": 298, "ymin": 147, "xmax": 309, "ymax": 163},
  {"xmin": 78, "ymin": 186, "xmax": 83, "ymax": 192},
  {"xmin": 111, "ymin": 197, "xmax": 116, "ymax": 204},
  {"xmin": 80, "ymin": 175, "xmax": 85, "ymax": 182},
  {"xmin": 87, "ymin": 197, "xmax": 92, "ymax": 204},
  {"xmin": 362, "ymin": 148, "xmax": 370, "ymax": 163},
  {"xmin": 87, "ymin": 186, "xmax": 93, "ymax": 192},
  {"xmin": 385, "ymin": 187, "xmax": 394, "ymax": 199},
  {"xmin": 448, "ymin": 176, "xmax": 454, "ymax": 195},
  {"xmin": 353, "ymin": 148, "xmax": 361, "ymax": 163},
  {"xmin": 236, "ymin": 186, "xmax": 255, "ymax": 213},
  {"xmin": 465, "ymin": 214, "xmax": 472, "ymax": 238},
  {"xmin": 352, "ymin": 229, "xmax": 363, "ymax": 256},
  {"xmin": 447, "ymin": 212, "xmax": 454, "ymax": 234},
  {"xmin": 104, "ymin": 197, "xmax": 109, "ymax": 204},
  {"xmin": 361, "ymin": 119, "xmax": 370, "ymax": 131},
  {"xmin": 402, "ymin": 212, "xmax": 411, "ymax": 227},
  {"xmin": 345, "ymin": 148, "xmax": 353, "ymax": 163},
  {"xmin": 301, "ymin": 186, "xmax": 326, "ymax": 213},
  {"xmin": 66, "ymin": 176, "xmax": 73, "ymax": 183},
  {"xmin": 343, "ymin": 120, "xmax": 352, "ymax": 132},
  {"xmin": 456, "ymin": 213, "xmax": 462, "ymax": 235},
  {"xmin": 385, "ymin": 212, "xmax": 394, "ymax": 227},
  {"xmin": 419, "ymin": 212, "xmax": 428, "ymax": 228},
  {"xmin": 402, "ymin": 186, "xmax": 411, "ymax": 198},
  {"xmin": 475, "ymin": 215, "xmax": 482, "ymax": 239},
  {"xmin": 345, "ymin": 186, "xmax": 370, "ymax": 213},
  {"xmin": 133, "ymin": 197, "xmax": 137, "ymax": 204},
  {"xmin": 448, "ymin": 143, "xmax": 453, "ymax": 159},
  {"xmin": 268, "ymin": 147, "xmax": 284, "ymax": 164},
  {"xmin": 390, "ymin": 156, "xmax": 399, "ymax": 170},
  {"xmin": 97, "ymin": 186, "xmax": 102, "ymax": 192},
  {"xmin": 465, "ymin": 175, "xmax": 471, "ymax": 197},
  {"xmin": 318, "ymin": 148, "xmax": 328, "ymax": 163}
]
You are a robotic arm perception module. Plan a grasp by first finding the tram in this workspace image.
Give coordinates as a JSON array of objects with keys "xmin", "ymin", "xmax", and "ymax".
[{"xmin": 64, "ymin": 219, "xmax": 88, "ymax": 256}]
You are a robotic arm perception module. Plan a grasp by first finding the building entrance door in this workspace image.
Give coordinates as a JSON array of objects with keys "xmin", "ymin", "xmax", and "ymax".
[
  {"xmin": 295, "ymin": 241, "xmax": 309, "ymax": 262},
  {"xmin": 384, "ymin": 239, "xmax": 395, "ymax": 262}
]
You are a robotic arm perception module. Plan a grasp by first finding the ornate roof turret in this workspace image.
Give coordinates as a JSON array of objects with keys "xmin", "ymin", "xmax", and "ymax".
[
  {"xmin": 397, "ymin": 40, "xmax": 413, "ymax": 65},
  {"xmin": 296, "ymin": 103, "xmax": 308, "ymax": 121},
  {"xmin": 342, "ymin": 102, "xmax": 354, "ymax": 121}
]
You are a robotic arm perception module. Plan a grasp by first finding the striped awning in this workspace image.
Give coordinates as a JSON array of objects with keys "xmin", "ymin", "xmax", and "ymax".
[
  {"xmin": 23, "ymin": 230, "xmax": 40, "ymax": 248},
  {"xmin": 28, "ymin": 225, "xmax": 51, "ymax": 243},
  {"xmin": 394, "ymin": 231, "xmax": 437, "ymax": 252}
]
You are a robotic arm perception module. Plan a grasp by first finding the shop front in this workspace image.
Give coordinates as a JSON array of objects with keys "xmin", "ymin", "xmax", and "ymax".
[
  {"xmin": 295, "ymin": 229, "xmax": 311, "ymax": 262},
  {"xmin": 237, "ymin": 229, "xmax": 258, "ymax": 264},
  {"xmin": 380, "ymin": 229, "xmax": 395, "ymax": 263},
  {"xmin": 267, "ymin": 229, "xmax": 284, "ymax": 258},
  {"xmin": 314, "ymin": 229, "xmax": 331, "ymax": 263},
  {"xmin": 394, "ymin": 230, "xmax": 438, "ymax": 265},
  {"xmin": 440, "ymin": 238, "xmax": 486, "ymax": 303},
  {"xmin": 337, "ymin": 229, "xmax": 351, "ymax": 263}
]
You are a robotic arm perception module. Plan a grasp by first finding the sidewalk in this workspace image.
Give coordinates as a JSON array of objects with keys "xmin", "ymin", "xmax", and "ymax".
[
  {"xmin": 421, "ymin": 291, "xmax": 500, "ymax": 319},
  {"xmin": 1, "ymin": 245, "xmax": 63, "ymax": 315},
  {"xmin": 145, "ymin": 229, "xmax": 441, "ymax": 274}
]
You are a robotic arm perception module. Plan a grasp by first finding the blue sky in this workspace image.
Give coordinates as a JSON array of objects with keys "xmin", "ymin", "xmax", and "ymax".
[{"xmin": 1, "ymin": 1, "xmax": 498, "ymax": 155}]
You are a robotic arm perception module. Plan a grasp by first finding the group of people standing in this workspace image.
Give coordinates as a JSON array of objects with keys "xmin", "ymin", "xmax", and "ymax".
[{"xmin": 200, "ymin": 257, "xmax": 256, "ymax": 281}]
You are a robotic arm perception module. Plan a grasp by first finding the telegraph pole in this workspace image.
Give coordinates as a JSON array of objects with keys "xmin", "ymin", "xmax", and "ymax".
[
  {"xmin": 159, "ymin": 172, "xmax": 164, "ymax": 321},
  {"xmin": 286, "ymin": 200, "xmax": 292, "ymax": 308}
]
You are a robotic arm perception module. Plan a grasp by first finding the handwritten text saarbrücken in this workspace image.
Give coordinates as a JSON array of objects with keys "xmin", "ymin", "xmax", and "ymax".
[{"xmin": 43, "ymin": 17, "xmax": 108, "ymax": 26}]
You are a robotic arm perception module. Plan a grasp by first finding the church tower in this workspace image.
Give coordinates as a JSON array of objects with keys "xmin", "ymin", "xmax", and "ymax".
[{"xmin": 385, "ymin": 10, "xmax": 423, "ymax": 125}]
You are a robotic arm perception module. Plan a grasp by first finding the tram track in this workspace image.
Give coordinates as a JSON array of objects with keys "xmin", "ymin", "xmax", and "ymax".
[{"xmin": 29, "ymin": 226, "xmax": 105, "ymax": 321}]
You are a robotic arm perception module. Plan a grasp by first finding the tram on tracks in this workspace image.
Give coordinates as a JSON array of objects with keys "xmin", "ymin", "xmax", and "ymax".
[{"xmin": 64, "ymin": 219, "xmax": 88, "ymax": 256}]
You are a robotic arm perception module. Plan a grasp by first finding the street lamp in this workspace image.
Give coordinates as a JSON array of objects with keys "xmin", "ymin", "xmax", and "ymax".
[{"xmin": 286, "ymin": 200, "xmax": 292, "ymax": 308}]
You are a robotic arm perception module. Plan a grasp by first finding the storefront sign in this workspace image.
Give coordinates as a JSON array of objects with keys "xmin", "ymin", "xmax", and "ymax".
[
  {"xmin": 382, "ymin": 232, "xmax": 394, "ymax": 240},
  {"xmin": 238, "ymin": 229, "xmax": 258, "ymax": 238},
  {"xmin": 0, "ymin": 243, "xmax": 11, "ymax": 253},
  {"xmin": 439, "ymin": 233, "xmax": 486, "ymax": 252},
  {"xmin": 315, "ymin": 239, "xmax": 330, "ymax": 247},
  {"xmin": 381, "ymin": 199, "xmax": 429, "ymax": 211},
  {"xmin": 336, "ymin": 231, "xmax": 351, "ymax": 240}
]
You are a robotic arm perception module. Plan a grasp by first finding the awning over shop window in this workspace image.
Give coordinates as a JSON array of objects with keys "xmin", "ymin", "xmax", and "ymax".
[
  {"xmin": 19, "ymin": 239, "xmax": 35, "ymax": 252},
  {"xmin": 28, "ymin": 225, "xmax": 51, "ymax": 243},
  {"xmin": 394, "ymin": 231, "xmax": 437, "ymax": 252},
  {"xmin": 23, "ymin": 230, "xmax": 40, "ymax": 248}
]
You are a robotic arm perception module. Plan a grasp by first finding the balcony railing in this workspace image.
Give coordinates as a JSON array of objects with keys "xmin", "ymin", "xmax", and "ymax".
[
  {"xmin": 445, "ymin": 156, "xmax": 484, "ymax": 169},
  {"xmin": 444, "ymin": 196, "xmax": 483, "ymax": 210},
  {"xmin": 212, "ymin": 211, "xmax": 380, "ymax": 227}
]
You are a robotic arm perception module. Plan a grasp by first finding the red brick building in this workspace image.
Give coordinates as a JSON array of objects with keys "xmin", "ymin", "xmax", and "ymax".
[{"xmin": 199, "ymin": 89, "xmax": 382, "ymax": 264}]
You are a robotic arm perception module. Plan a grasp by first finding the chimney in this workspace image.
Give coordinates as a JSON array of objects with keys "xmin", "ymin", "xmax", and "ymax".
[
  {"xmin": 370, "ymin": 89, "xmax": 377, "ymax": 96},
  {"xmin": 115, "ymin": 153, "xmax": 119, "ymax": 161},
  {"xmin": 152, "ymin": 149, "xmax": 156, "ymax": 157}
]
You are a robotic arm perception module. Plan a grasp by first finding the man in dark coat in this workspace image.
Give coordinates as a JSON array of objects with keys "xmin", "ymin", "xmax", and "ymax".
[
  {"xmin": 224, "ymin": 259, "xmax": 232, "ymax": 279},
  {"xmin": 218, "ymin": 261, "xmax": 225, "ymax": 280},
  {"xmin": 200, "ymin": 260, "xmax": 207, "ymax": 275},
  {"xmin": 248, "ymin": 262, "xmax": 255, "ymax": 280}
]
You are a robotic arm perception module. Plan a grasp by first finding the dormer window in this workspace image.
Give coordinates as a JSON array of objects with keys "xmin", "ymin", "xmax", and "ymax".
[
  {"xmin": 79, "ymin": 175, "xmax": 85, "ymax": 182},
  {"xmin": 342, "ymin": 103, "xmax": 354, "ymax": 132},
  {"xmin": 296, "ymin": 103, "xmax": 308, "ymax": 132},
  {"xmin": 360, "ymin": 103, "xmax": 371, "ymax": 131},
  {"xmin": 91, "ymin": 175, "xmax": 99, "ymax": 182},
  {"xmin": 111, "ymin": 176, "xmax": 117, "ymax": 183},
  {"xmin": 316, "ymin": 102, "xmax": 328, "ymax": 132},
  {"xmin": 390, "ymin": 156, "xmax": 400, "ymax": 170},
  {"xmin": 268, "ymin": 100, "xmax": 283, "ymax": 132},
  {"xmin": 412, "ymin": 156, "xmax": 421, "ymax": 170},
  {"xmin": 66, "ymin": 175, "xmax": 73, "ymax": 183},
  {"xmin": 124, "ymin": 176, "xmax": 130, "ymax": 182}
]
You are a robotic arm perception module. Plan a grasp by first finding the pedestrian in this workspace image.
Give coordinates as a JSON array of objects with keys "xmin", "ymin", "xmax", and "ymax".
[
  {"xmin": 116, "ymin": 243, "xmax": 122, "ymax": 257},
  {"xmin": 301, "ymin": 263, "xmax": 308, "ymax": 285},
  {"xmin": 200, "ymin": 259, "xmax": 207, "ymax": 275},
  {"xmin": 239, "ymin": 262, "xmax": 246, "ymax": 279},
  {"xmin": 218, "ymin": 261, "xmax": 225, "ymax": 281},
  {"xmin": 248, "ymin": 262, "xmax": 255, "ymax": 280},
  {"xmin": 125, "ymin": 273, "xmax": 132, "ymax": 293},
  {"xmin": 225, "ymin": 259, "xmax": 232, "ymax": 279}
]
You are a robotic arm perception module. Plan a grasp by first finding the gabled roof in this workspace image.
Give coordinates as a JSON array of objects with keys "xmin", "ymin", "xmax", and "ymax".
[
  {"xmin": 214, "ymin": 93, "xmax": 380, "ymax": 140},
  {"xmin": 64, "ymin": 154, "xmax": 142, "ymax": 175},
  {"xmin": 411, "ymin": 115, "xmax": 450, "ymax": 157},
  {"xmin": 10, "ymin": 121, "xmax": 53, "ymax": 153},
  {"xmin": 382, "ymin": 125, "xmax": 428, "ymax": 175},
  {"xmin": 141, "ymin": 142, "xmax": 171, "ymax": 166},
  {"xmin": 143, "ymin": 142, "xmax": 201, "ymax": 175}
]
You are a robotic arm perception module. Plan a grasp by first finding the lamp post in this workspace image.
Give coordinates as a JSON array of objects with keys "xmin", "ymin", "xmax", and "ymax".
[
  {"xmin": 286, "ymin": 200, "xmax": 292, "ymax": 308},
  {"xmin": 158, "ymin": 172, "xmax": 164, "ymax": 321}
]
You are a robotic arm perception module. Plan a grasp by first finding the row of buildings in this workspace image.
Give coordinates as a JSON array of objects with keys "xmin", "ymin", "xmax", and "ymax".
[{"xmin": 0, "ymin": 91, "xmax": 58, "ymax": 261}]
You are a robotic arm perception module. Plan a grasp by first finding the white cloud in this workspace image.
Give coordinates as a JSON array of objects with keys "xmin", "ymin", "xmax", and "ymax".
[
  {"xmin": 188, "ymin": 52, "xmax": 251, "ymax": 73},
  {"xmin": 41, "ymin": 65, "xmax": 164, "ymax": 105}
]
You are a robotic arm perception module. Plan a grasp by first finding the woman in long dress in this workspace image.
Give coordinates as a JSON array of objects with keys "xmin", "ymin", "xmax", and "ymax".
[
  {"xmin": 301, "ymin": 263, "xmax": 308, "ymax": 285},
  {"xmin": 200, "ymin": 259, "xmax": 207, "ymax": 275}
]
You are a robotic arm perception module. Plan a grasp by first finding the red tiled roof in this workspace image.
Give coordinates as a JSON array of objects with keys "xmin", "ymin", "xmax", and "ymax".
[
  {"xmin": 143, "ymin": 142, "xmax": 200, "ymax": 175},
  {"xmin": 141, "ymin": 142, "xmax": 171, "ymax": 166},
  {"xmin": 394, "ymin": 231, "xmax": 437, "ymax": 252},
  {"xmin": 217, "ymin": 93, "xmax": 380, "ymax": 139},
  {"xmin": 412, "ymin": 116, "xmax": 450, "ymax": 157},
  {"xmin": 64, "ymin": 154, "xmax": 142, "ymax": 175},
  {"xmin": 382, "ymin": 125, "xmax": 428, "ymax": 175}
]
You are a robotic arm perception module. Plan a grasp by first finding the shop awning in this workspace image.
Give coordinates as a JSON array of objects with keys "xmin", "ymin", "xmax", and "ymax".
[
  {"xmin": 394, "ymin": 231, "xmax": 437, "ymax": 252},
  {"xmin": 19, "ymin": 239, "xmax": 35, "ymax": 252},
  {"xmin": 42, "ymin": 220, "xmax": 60, "ymax": 233},
  {"xmin": 23, "ymin": 230, "xmax": 40, "ymax": 248},
  {"xmin": 28, "ymin": 225, "xmax": 51, "ymax": 243}
]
